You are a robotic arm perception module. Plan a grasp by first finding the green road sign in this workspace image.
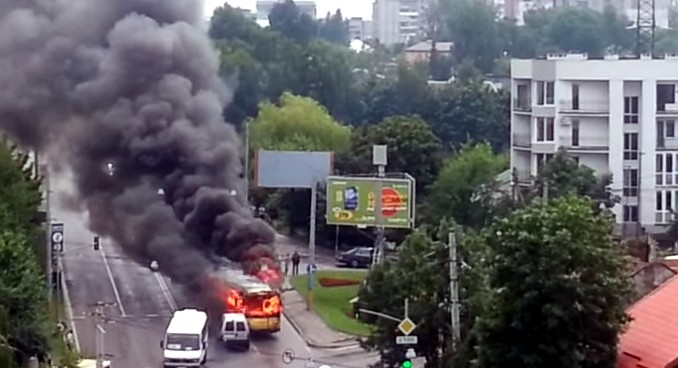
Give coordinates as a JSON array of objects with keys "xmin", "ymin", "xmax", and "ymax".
[{"xmin": 325, "ymin": 176, "xmax": 414, "ymax": 229}]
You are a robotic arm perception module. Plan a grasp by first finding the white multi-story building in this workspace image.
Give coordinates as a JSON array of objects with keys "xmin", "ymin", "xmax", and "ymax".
[
  {"xmin": 510, "ymin": 53, "xmax": 678, "ymax": 236},
  {"xmin": 372, "ymin": 0, "xmax": 429, "ymax": 45},
  {"xmin": 349, "ymin": 17, "xmax": 373, "ymax": 40}
]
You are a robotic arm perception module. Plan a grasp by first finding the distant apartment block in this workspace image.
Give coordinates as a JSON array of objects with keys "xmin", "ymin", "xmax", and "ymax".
[
  {"xmin": 349, "ymin": 17, "xmax": 373, "ymax": 40},
  {"xmin": 256, "ymin": 0, "xmax": 317, "ymax": 25},
  {"xmin": 372, "ymin": 0, "xmax": 430, "ymax": 45},
  {"xmin": 510, "ymin": 53, "xmax": 678, "ymax": 236}
]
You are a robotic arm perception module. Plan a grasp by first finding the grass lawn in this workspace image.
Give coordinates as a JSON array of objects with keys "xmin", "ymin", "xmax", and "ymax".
[{"xmin": 291, "ymin": 270, "xmax": 372, "ymax": 337}]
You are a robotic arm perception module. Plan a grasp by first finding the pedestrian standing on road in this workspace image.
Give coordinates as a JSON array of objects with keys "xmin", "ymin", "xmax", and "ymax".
[
  {"xmin": 291, "ymin": 251, "xmax": 300, "ymax": 276},
  {"xmin": 283, "ymin": 253, "xmax": 290, "ymax": 275}
]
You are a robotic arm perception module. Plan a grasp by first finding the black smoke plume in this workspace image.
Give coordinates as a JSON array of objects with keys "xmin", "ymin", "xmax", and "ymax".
[{"xmin": 0, "ymin": 0, "xmax": 276, "ymax": 284}]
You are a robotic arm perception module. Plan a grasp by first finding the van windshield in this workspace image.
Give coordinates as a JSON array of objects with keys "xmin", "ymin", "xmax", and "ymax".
[{"xmin": 165, "ymin": 334, "xmax": 200, "ymax": 351}]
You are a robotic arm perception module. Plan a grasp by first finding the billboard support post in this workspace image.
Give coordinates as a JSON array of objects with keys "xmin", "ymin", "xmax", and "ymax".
[
  {"xmin": 373, "ymin": 145, "xmax": 387, "ymax": 266},
  {"xmin": 307, "ymin": 183, "xmax": 317, "ymax": 311}
]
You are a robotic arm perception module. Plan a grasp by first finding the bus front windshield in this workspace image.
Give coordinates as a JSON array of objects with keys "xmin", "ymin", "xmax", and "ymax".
[{"xmin": 165, "ymin": 334, "xmax": 200, "ymax": 351}]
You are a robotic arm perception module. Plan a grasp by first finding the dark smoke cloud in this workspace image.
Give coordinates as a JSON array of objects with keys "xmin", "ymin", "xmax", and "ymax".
[{"xmin": 0, "ymin": 0, "xmax": 276, "ymax": 283}]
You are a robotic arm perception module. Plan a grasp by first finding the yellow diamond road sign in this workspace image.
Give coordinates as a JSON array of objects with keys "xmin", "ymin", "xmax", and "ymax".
[{"xmin": 398, "ymin": 317, "xmax": 416, "ymax": 335}]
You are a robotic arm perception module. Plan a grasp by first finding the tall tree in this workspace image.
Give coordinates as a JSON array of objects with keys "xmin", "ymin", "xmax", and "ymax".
[
  {"xmin": 423, "ymin": 143, "xmax": 507, "ymax": 229},
  {"xmin": 296, "ymin": 39, "xmax": 354, "ymax": 120},
  {"xmin": 428, "ymin": 82, "xmax": 509, "ymax": 151},
  {"xmin": 536, "ymin": 148, "xmax": 618, "ymax": 211},
  {"xmin": 338, "ymin": 115, "xmax": 444, "ymax": 191},
  {"xmin": 317, "ymin": 9, "xmax": 349, "ymax": 45},
  {"xmin": 442, "ymin": 0, "xmax": 500, "ymax": 73},
  {"xmin": 248, "ymin": 92, "xmax": 351, "ymax": 152},
  {"xmin": 474, "ymin": 196, "xmax": 632, "ymax": 368},
  {"xmin": 268, "ymin": 0, "xmax": 317, "ymax": 45}
]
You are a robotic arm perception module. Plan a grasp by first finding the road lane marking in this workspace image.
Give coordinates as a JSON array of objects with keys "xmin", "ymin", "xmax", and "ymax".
[
  {"xmin": 59, "ymin": 256, "xmax": 81, "ymax": 352},
  {"xmin": 153, "ymin": 272, "xmax": 178, "ymax": 311},
  {"xmin": 99, "ymin": 243, "xmax": 127, "ymax": 316}
]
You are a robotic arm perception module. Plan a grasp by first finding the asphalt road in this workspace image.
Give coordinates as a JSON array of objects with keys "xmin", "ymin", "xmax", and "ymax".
[{"xmin": 52, "ymin": 170, "xmax": 371, "ymax": 368}]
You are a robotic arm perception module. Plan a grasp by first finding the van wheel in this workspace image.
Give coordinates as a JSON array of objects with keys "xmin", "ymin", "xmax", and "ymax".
[
  {"xmin": 350, "ymin": 260, "xmax": 358, "ymax": 268},
  {"xmin": 244, "ymin": 342, "xmax": 250, "ymax": 350}
]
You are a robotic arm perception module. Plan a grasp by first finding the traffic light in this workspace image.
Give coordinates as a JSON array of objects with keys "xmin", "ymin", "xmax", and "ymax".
[
  {"xmin": 93, "ymin": 235, "xmax": 100, "ymax": 251},
  {"xmin": 400, "ymin": 359, "xmax": 412, "ymax": 368}
]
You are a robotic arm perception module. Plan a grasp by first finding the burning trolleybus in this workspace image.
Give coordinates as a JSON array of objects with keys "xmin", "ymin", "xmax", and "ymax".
[{"xmin": 216, "ymin": 270, "xmax": 282, "ymax": 333}]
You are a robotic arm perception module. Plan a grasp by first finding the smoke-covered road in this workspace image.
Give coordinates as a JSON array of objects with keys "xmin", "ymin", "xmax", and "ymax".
[{"xmin": 51, "ymin": 170, "xmax": 315, "ymax": 367}]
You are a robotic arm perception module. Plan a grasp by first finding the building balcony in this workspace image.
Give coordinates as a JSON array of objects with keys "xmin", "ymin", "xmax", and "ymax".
[
  {"xmin": 559, "ymin": 137, "xmax": 609, "ymax": 151},
  {"xmin": 657, "ymin": 103, "xmax": 678, "ymax": 116},
  {"xmin": 558, "ymin": 100, "xmax": 609, "ymax": 114},
  {"xmin": 657, "ymin": 137, "xmax": 678, "ymax": 150},
  {"xmin": 513, "ymin": 99, "xmax": 531, "ymax": 112},
  {"xmin": 512, "ymin": 133, "xmax": 531, "ymax": 148}
]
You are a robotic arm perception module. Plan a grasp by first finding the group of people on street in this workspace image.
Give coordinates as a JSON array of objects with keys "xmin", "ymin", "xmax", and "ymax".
[{"xmin": 281, "ymin": 251, "xmax": 301, "ymax": 276}]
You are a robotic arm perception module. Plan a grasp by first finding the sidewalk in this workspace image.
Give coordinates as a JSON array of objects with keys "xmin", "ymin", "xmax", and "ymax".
[
  {"xmin": 275, "ymin": 234, "xmax": 337, "ymax": 265},
  {"xmin": 282, "ymin": 289, "xmax": 363, "ymax": 349}
]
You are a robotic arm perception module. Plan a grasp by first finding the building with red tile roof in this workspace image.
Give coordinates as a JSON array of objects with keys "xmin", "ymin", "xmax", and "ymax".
[{"xmin": 618, "ymin": 273, "xmax": 678, "ymax": 368}]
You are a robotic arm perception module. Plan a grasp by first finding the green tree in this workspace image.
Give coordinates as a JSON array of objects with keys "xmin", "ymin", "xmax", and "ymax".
[
  {"xmin": 423, "ymin": 143, "xmax": 507, "ymax": 229},
  {"xmin": 317, "ymin": 9, "xmax": 349, "ymax": 45},
  {"xmin": 360, "ymin": 222, "xmax": 488, "ymax": 368},
  {"xmin": 473, "ymin": 196, "xmax": 632, "ymax": 368},
  {"xmin": 338, "ymin": 115, "xmax": 444, "ymax": 191},
  {"xmin": 428, "ymin": 82, "xmax": 509, "ymax": 151},
  {"xmin": 248, "ymin": 92, "xmax": 351, "ymax": 152},
  {"xmin": 360, "ymin": 229, "xmax": 451, "ymax": 367},
  {"xmin": 0, "ymin": 230, "xmax": 48, "ymax": 363},
  {"xmin": 535, "ymin": 148, "xmax": 618, "ymax": 211},
  {"xmin": 546, "ymin": 8, "xmax": 607, "ymax": 55},
  {"xmin": 0, "ymin": 142, "xmax": 42, "ymax": 234},
  {"xmin": 442, "ymin": 0, "xmax": 500, "ymax": 73},
  {"xmin": 269, "ymin": 0, "xmax": 318, "ymax": 45},
  {"xmin": 297, "ymin": 39, "xmax": 355, "ymax": 120}
]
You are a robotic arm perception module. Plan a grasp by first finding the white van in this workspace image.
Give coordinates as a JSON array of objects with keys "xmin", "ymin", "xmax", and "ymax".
[
  {"xmin": 220, "ymin": 313, "xmax": 250, "ymax": 350},
  {"xmin": 160, "ymin": 309, "xmax": 209, "ymax": 367}
]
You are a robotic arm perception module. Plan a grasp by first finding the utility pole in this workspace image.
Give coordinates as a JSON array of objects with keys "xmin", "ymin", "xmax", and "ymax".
[
  {"xmin": 92, "ymin": 301, "xmax": 113, "ymax": 368},
  {"xmin": 449, "ymin": 231, "xmax": 461, "ymax": 347},
  {"xmin": 373, "ymin": 145, "xmax": 387, "ymax": 266}
]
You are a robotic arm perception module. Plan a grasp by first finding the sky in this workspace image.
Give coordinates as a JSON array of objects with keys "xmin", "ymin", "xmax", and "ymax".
[{"xmin": 203, "ymin": 0, "xmax": 373, "ymax": 20}]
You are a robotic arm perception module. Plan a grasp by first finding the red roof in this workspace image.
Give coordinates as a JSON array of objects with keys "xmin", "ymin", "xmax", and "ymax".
[{"xmin": 618, "ymin": 274, "xmax": 678, "ymax": 368}]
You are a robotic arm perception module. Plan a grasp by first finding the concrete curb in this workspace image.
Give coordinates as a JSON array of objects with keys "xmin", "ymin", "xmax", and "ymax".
[{"xmin": 282, "ymin": 304, "xmax": 362, "ymax": 349}]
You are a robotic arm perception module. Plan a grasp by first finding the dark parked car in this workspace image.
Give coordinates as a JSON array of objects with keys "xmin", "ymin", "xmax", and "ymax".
[{"xmin": 336, "ymin": 247, "xmax": 374, "ymax": 268}]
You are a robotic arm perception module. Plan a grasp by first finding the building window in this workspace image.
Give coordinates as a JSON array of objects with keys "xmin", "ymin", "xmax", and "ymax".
[
  {"xmin": 572, "ymin": 156, "xmax": 579, "ymax": 164},
  {"xmin": 657, "ymin": 84, "xmax": 675, "ymax": 112},
  {"xmin": 657, "ymin": 154, "xmax": 664, "ymax": 185},
  {"xmin": 571, "ymin": 84, "xmax": 579, "ymax": 110},
  {"xmin": 624, "ymin": 133, "xmax": 639, "ymax": 160},
  {"xmin": 668, "ymin": 121, "xmax": 675, "ymax": 137},
  {"xmin": 571, "ymin": 119, "xmax": 579, "ymax": 146},
  {"xmin": 535, "ymin": 117, "xmax": 554, "ymax": 142},
  {"xmin": 624, "ymin": 96, "xmax": 639, "ymax": 124},
  {"xmin": 623, "ymin": 169, "xmax": 638, "ymax": 197},
  {"xmin": 546, "ymin": 118, "xmax": 554, "ymax": 141},
  {"xmin": 536, "ymin": 82, "xmax": 545, "ymax": 105},
  {"xmin": 623, "ymin": 205, "xmax": 638, "ymax": 222},
  {"xmin": 546, "ymin": 82, "xmax": 555, "ymax": 105}
]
